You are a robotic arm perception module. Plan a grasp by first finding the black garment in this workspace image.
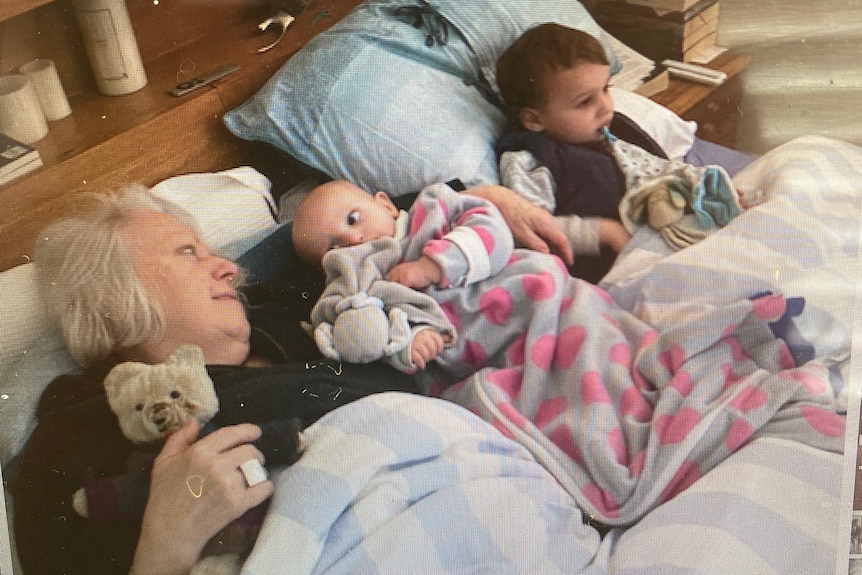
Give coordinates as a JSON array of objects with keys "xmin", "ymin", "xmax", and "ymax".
[
  {"xmin": 496, "ymin": 113, "xmax": 668, "ymax": 282},
  {"xmin": 11, "ymin": 277, "xmax": 421, "ymax": 575}
]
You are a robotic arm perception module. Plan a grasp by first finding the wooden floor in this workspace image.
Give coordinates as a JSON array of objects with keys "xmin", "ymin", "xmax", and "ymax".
[{"xmin": 717, "ymin": 0, "xmax": 862, "ymax": 154}]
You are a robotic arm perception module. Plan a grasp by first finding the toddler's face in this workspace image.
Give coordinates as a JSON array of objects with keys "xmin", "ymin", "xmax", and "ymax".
[{"xmin": 523, "ymin": 61, "xmax": 613, "ymax": 145}]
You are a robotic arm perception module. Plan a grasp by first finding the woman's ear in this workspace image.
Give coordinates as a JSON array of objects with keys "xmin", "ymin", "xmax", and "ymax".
[{"xmin": 519, "ymin": 107, "xmax": 545, "ymax": 133}]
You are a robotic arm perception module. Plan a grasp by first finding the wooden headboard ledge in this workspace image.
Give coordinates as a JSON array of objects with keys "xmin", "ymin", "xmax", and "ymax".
[{"xmin": 0, "ymin": 0, "xmax": 363, "ymax": 272}]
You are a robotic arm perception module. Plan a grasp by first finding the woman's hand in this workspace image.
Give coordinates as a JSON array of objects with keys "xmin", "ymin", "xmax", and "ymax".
[
  {"xmin": 130, "ymin": 420, "xmax": 273, "ymax": 575},
  {"xmin": 466, "ymin": 185, "xmax": 574, "ymax": 266}
]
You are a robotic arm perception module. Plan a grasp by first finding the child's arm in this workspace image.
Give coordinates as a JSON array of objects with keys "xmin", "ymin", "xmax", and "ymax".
[
  {"xmin": 386, "ymin": 255, "xmax": 442, "ymax": 290},
  {"xmin": 408, "ymin": 183, "xmax": 515, "ymax": 289},
  {"xmin": 599, "ymin": 218, "xmax": 632, "ymax": 253},
  {"xmin": 554, "ymin": 215, "xmax": 630, "ymax": 256}
]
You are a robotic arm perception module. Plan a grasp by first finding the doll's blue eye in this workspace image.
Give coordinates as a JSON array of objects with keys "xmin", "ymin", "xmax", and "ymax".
[{"xmin": 347, "ymin": 210, "xmax": 360, "ymax": 226}]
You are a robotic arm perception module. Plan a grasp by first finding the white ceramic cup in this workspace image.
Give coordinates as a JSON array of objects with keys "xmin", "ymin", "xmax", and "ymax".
[
  {"xmin": 19, "ymin": 59, "xmax": 72, "ymax": 121},
  {"xmin": 0, "ymin": 74, "xmax": 49, "ymax": 144}
]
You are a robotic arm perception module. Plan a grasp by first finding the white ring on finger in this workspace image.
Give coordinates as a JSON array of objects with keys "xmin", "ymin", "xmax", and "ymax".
[{"xmin": 239, "ymin": 459, "xmax": 267, "ymax": 487}]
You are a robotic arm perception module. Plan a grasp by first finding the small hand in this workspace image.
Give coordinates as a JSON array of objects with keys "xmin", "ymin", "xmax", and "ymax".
[
  {"xmin": 385, "ymin": 256, "xmax": 442, "ymax": 289},
  {"xmin": 599, "ymin": 219, "xmax": 632, "ymax": 253},
  {"xmin": 411, "ymin": 329, "xmax": 446, "ymax": 369}
]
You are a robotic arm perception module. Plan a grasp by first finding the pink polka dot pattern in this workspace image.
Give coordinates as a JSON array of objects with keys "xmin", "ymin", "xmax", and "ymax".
[
  {"xmin": 462, "ymin": 340, "xmax": 488, "ymax": 371},
  {"xmin": 721, "ymin": 363, "xmax": 744, "ymax": 392},
  {"xmin": 424, "ymin": 238, "xmax": 449, "ymax": 256},
  {"xmin": 590, "ymin": 284, "xmax": 614, "ymax": 304},
  {"xmin": 488, "ymin": 367, "xmax": 523, "ymax": 400},
  {"xmin": 725, "ymin": 419, "xmax": 754, "ymax": 452},
  {"xmin": 658, "ymin": 345, "xmax": 686, "ymax": 373},
  {"xmin": 507, "ymin": 333, "xmax": 527, "ymax": 366},
  {"xmin": 554, "ymin": 325, "xmax": 586, "ymax": 370},
  {"xmin": 521, "ymin": 272, "xmax": 556, "ymax": 301},
  {"xmin": 409, "ymin": 201, "xmax": 427, "ymax": 236},
  {"xmin": 669, "ymin": 372, "xmax": 693, "ymax": 397},
  {"xmin": 473, "ymin": 225, "xmax": 495, "ymax": 255},
  {"xmin": 549, "ymin": 424, "xmax": 581, "ymax": 464},
  {"xmin": 530, "ymin": 334, "xmax": 557, "ymax": 371},
  {"xmin": 479, "ymin": 286, "xmax": 513, "ymax": 325},
  {"xmin": 388, "ymin": 186, "xmax": 845, "ymax": 525},
  {"xmin": 660, "ymin": 460, "xmax": 702, "ymax": 502},
  {"xmin": 580, "ymin": 371, "xmax": 612, "ymax": 405},
  {"xmin": 628, "ymin": 450, "xmax": 646, "ymax": 477},
  {"xmin": 583, "ymin": 483, "xmax": 619, "ymax": 517},
  {"xmin": 720, "ymin": 323, "xmax": 739, "ymax": 338},
  {"xmin": 496, "ymin": 401, "xmax": 527, "ymax": 430},
  {"xmin": 435, "ymin": 199, "xmax": 450, "ymax": 230},
  {"xmin": 608, "ymin": 342, "xmax": 631, "ymax": 367},
  {"xmin": 781, "ymin": 369, "xmax": 827, "ymax": 395},
  {"xmin": 777, "ymin": 344, "xmax": 796, "ymax": 370},
  {"xmin": 751, "ymin": 293, "xmax": 785, "ymax": 320},
  {"xmin": 730, "ymin": 385, "xmax": 768, "ymax": 412},
  {"xmin": 534, "ymin": 397, "xmax": 567, "ymax": 429},
  {"xmin": 724, "ymin": 337, "xmax": 748, "ymax": 362},
  {"xmin": 454, "ymin": 206, "xmax": 486, "ymax": 226},
  {"xmin": 439, "ymin": 300, "xmax": 460, "ymax": 332},
  {"xmin": 655, "ymin": 408, "xmax": 701, "ymax": 445},
  {"xmin": 620, "ymin": 387, "xmax": 652, "ymax": 422},
  {"xmin": 801, "ymin": 404, "xmax": 846, "ymax": 437},
  {"xmin": 608, "ymin": 428, "xmax": 628, "ymax": 465}
]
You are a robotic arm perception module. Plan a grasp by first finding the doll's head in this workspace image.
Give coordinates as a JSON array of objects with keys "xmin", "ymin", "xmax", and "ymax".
[{"xmin": 292, "ymin": 180, "xmax": 400, "ymax": 266}]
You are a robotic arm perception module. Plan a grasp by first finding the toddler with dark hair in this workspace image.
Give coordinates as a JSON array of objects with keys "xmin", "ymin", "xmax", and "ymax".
[{"xmin": 496, "ymin": 23, "xmax": 741, "ymax": 282}]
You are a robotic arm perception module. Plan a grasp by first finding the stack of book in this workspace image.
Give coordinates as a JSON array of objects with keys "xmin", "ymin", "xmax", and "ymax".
[
  {"xmin": 591, "ymin": 0, "xmax": 721, "ymax": 63},
  {"xmin": 606, "ymin": 35, "xmax": 670, "ymax": 97},
  {"xmin": 0, "ymin": 133, "xmax": 43, "ymax": 188}
]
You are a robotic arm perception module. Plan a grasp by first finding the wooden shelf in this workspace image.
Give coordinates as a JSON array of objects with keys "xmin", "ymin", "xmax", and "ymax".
[
  {"xmin": 2, "ymin": 0, "xmax": 54, "ymax": 22},
  {"xmin": 651, "ymin": 52, "xmax": 751, "ymax": 132},
  {"xmin": 0, "ymin": 0, "xmax": 363, "ymax": 272}
]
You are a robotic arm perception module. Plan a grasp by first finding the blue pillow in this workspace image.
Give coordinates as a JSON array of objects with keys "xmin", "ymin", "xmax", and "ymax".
[
  {"xmin": 224, "ymin": 0, "xmax": 619, "ymax": 196},
  {"xmin": 423, "ymin": 0, "xmax": 621, "ymax": 94}
]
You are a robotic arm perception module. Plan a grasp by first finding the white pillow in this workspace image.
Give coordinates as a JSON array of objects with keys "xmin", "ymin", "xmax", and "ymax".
[
  {"xmin": 610, "ymin": 87, "xmax": 697, "ymax": 161},
  {"xmin": 0, "ymin": 263, "xmax": 75, "ymax": 464},
  {"xmin": 0, "ymin": 263, "xmax": 51, "ymax": 370},
  {"xmin": 224, "ymin": 0, "xmax": 629, "ymax": 197},
  {"xmin": 150, "ymin": 166, "xmax": 279, "ymax": 261}
]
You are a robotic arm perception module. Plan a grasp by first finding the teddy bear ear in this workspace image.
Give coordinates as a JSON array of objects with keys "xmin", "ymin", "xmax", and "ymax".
[
  {"xmin": 103, "ymin": 362, "xmax": 143, "ymax": 407},
  {"xmin": 167, "ymin": 344, "xmax": 206, "ymax": 367}
]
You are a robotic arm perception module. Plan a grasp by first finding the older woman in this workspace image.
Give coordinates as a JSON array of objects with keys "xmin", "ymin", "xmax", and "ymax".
[
  {"xmin": 11, "ymin": 183, "xmax": 568, "ymax": 575},
  {"xmin": 11, "ymin": 186, "xmax": 419, "ymax": 575}
]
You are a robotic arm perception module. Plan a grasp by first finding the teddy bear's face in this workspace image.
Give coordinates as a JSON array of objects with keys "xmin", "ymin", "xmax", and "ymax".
[{"xmin": 104, "ymin": 345, "xmax": 219, "ymax": 444}]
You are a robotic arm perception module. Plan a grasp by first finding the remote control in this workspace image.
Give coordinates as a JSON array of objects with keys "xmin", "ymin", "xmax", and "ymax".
[{"xmin": 170, "ymin": 64, "xmax": 240, "ymax": 97}]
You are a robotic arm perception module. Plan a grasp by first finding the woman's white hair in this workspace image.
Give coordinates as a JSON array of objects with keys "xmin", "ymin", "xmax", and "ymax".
[{"xmin": 35, "ymin": 184, "xmax": 200, "ymax": 367}]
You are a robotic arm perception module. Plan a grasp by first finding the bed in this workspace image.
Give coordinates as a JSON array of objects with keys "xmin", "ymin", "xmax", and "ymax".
[{"xmin": 0, "ymin": 1, "xmax": 857, "ymax": 573}]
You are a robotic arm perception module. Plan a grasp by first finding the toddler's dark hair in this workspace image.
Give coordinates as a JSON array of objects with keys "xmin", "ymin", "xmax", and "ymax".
[{"xmin": 497, "ymin": 23, "xmax": 609, "ymax": 126}]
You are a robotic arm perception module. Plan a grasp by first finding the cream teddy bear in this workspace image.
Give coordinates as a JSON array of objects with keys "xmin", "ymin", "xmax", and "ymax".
[{"xmin": 71, "ymin": 345, "xmax": 305, "ymax": 575}]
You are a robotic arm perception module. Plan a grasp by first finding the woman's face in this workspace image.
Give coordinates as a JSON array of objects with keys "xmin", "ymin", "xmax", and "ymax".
[{"xmin": 120, "ymin": 210, "xmax": 251, "ymax": 365}]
